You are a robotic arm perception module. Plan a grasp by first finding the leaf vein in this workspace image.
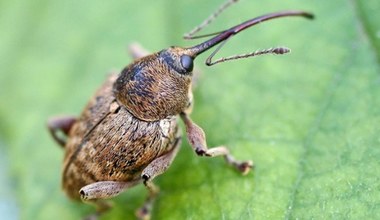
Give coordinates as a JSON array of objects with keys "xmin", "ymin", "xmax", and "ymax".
[
  {"xmin": 350, "ymin": 0, "xmax": 380, "ymax": 66},
  {"xmin": 284, "ymin": 64, "xmax": 346, "ymax": 219}
]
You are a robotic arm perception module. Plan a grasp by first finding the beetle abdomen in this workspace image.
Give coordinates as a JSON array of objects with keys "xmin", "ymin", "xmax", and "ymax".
[{"xmin": 61, "ymin": 74, "xmax": 179, "ymax": 200}]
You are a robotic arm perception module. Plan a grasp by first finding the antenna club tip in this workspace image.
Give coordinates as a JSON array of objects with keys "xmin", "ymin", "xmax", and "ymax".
[
  {"xmin": 303, "ymin": 12, "xmax": 315, "ymax": 20},
  {"xmin": 274, "ymin": 47, "xmax": 291, "ymax": 55}
]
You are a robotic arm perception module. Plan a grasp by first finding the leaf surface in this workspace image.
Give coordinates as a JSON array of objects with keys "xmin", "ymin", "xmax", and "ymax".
[{"xmin": 0, "ymin": 0, "xmax": 379, "ymax": 219}]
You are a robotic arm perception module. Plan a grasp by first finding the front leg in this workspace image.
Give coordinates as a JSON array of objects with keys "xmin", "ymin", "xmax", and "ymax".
[
  {"xmin": 180, "ymin": 113, "xmax": 253, "ymax": 175},
  {"xmin": 128, "ymin": 42, "xmax": 150, "ymax": 59}
]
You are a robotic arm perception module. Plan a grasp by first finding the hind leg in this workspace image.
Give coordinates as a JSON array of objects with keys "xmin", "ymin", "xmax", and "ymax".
[
  {"xmin": 137, "ymin": 137, "xmax": 181, "ymax": 220},
  {"xmin": 79, "ymin": 179, "xmax": 142, "ymax": 220}
]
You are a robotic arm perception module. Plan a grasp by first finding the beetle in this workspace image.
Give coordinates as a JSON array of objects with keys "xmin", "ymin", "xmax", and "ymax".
[{"xmin": 47, "ymin": 1, "xmax": 313, "ymax": 219}]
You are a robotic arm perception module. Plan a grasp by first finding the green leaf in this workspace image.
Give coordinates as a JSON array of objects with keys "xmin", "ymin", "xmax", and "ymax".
[{"xmin": 1, "ymin": 0, "xmax": 379, "ymax": 219}]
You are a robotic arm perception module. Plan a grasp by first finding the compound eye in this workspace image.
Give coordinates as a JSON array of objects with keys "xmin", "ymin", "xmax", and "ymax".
[{"xmin": 180, "ymin": 55, "xmax": 194, "ymax": 72}]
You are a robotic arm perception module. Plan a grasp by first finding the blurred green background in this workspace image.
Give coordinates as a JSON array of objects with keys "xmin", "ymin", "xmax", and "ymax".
[{"xmin": 1, "ymin": 0, "xmax": 379, "ymax": 219}]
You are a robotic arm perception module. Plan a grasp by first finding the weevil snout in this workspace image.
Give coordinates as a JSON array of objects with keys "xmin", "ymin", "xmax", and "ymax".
[
  {"xmin": 159, "ymin": 10, "xmax": 314, "ymax": 73},
  {"xmin": 183, "ymin": 10, "xmax": 314, "ymax": 66}
]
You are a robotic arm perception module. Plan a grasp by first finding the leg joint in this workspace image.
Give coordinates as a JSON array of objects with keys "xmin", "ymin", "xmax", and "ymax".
[
  {"xmin": 195, "ymin": 148, "xmax": 211, "ymax": 157},
  {"xmin": 142, "ymin": 174, "xmax": 150, "ymax": 185}
]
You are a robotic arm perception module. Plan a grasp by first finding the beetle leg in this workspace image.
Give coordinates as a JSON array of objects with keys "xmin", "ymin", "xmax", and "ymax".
[
  {"xmin": 128, "ymin": 42, "xmax": 150, "ymax": 59},
  {"xmin": 47, "ymin": 115, "xmax": 77, "ymax": 147},
  {"xmin": 137, "ymin": 137, "xmax": 181, "ymax": 220},
  {"xmin": 79, "ymin": 180, "xmax": 141, "ymax": 201},
  {"xmin": 180, "ymin": 113, "xmax": 253, "ymax": 175},
  {"xmin": 79, "ymin": 180, "xmax": 141, "ymax": 219},
  {"xmin": 81, "ymin": 200, "xmax": 112, "ymax": 220}
]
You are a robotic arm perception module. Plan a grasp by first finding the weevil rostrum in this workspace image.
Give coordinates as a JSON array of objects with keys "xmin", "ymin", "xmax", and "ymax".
[{"xmin": 47, "ymin": 1, "xmax": 313, "ymax": 219}]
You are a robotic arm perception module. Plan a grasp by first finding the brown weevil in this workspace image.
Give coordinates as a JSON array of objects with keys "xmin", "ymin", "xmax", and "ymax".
[{"xmin": 47, "ymin": 0, "xmax": 313, "ymax": 219}]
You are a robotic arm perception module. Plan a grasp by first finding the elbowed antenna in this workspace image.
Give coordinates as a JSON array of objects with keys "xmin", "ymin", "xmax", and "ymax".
[{"xmin": 185, "ymin": 10, "xmax": 314, "ymax": 65}]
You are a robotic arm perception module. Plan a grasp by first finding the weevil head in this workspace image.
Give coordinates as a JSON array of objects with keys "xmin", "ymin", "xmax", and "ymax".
[
  {"xmin": 113, "ymin": 10, "xmax": 314, "ymax": 121},
  {"xmin": 113, "ymin": 46, "xmax": 196, "ymax": 121}
]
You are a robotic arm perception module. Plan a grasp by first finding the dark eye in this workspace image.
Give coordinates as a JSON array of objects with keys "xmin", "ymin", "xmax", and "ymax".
[{"xmin": 180, "ymin": 55, "xmax": 194, "ymax": 72}]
